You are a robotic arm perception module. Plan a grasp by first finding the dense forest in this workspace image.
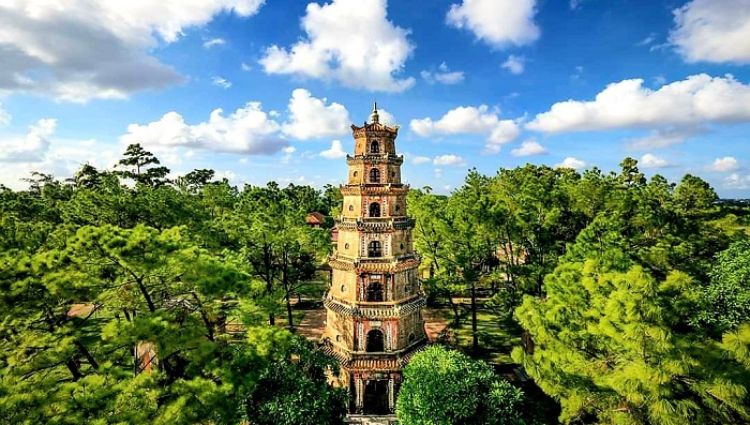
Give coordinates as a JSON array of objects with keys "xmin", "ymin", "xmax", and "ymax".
[{"xmin": 1, "ymin": 144, "xmax": 749, "ymax": 424}]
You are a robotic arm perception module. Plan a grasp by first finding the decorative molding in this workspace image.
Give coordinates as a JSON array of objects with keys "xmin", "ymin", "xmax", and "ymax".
[{"xmin": 324, "ymin": 297, "xmax": 425, "ymax": 319}]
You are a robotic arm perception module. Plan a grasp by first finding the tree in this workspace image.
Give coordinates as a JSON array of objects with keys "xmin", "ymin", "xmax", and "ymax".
[
  {"xmin": 179, "ymin": 169, "xmax": 216, "ymax": 193},
  {"xmin": 245, "ymin": 338, "xmax": 347, "ymax": 425},
  {"xmin": 488, "ymin": 165, "xmax": 585, "ymax": 296},
  {"xmin": 513, "ymin": 259, "xmax": 750, "ymax": 424},
  {"xmin": 441, "ymin": 171, "xmax": 499, "ymax": 351},
  {"xmin": 114, "ymin": 143, "xmax": 170, "ymax": 187},
  {"xmin": 0, "ymin": 224, "xmax": 347, "ymax": 424},
  {"xmin": 396, "ymin": 345, "xmax": 524, "ymax": 425},
  {"xmin": 223, "ymin": 183, "xmax": 327, "ymax": 328},
  {"xmin": 693, "ymin": 240, "xmax": 750, "ymax": 335}
]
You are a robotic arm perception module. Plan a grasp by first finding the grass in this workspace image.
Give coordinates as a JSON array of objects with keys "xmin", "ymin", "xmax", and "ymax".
[{"xmin": 436, "ymin": 305, "xmax": 522, "ymax": 365}]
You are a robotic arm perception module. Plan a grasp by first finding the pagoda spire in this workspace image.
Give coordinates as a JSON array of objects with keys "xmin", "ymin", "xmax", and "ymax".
[{"xmin": 369, "ymin": 101, "xmax": 379, "ymax": 124}]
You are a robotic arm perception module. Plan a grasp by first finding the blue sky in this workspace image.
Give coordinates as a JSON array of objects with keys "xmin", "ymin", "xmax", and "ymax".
[{"xmin": 0, "ymin": 0, "xmax": 749, "ymax": 197}]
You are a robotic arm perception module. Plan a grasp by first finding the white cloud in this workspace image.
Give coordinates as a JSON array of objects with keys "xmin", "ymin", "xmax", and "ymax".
[
  {"xmin": 433, "ymin": 154, "xmax": 466, "ymax": 166},
  {"xmin": 282, "ymin": 89, "xmax": 350, "ymax": 140},
  {"xmin": 375, "ymin": 108, "xmax": 396, "ymax": 126},
  {"xmin": 410, "ymin": 105, "xmax": 520, "ymax": 153},
  {"xmin": 501, "ymin": 55, "xmax": 525, "ymax": 75},
  {"xmin": 0, "ymin": 118, "xmax": 56, "ymax": 162},
  {"xmin": 555, "ymin": 157, "xmax": 586, "ymax": 170},
  {"xmin": 626, "ymin": 127, "xmax": 702, "ymax": 149},
  {"xmin": 511, "ymin": 139, "xmax": 546, "ymax": 157},
  {"xmin": 725, "ymin": 173, "xmax": 750, "ymax": 189},
  {"xmin": 527, "ymin": 75, "xmax": 750, "ymax": 146},
  {"xmin": 259, "ymin": 0, "xmax": 415, "ymax": 92},
  {"xmin": 710, "ymin": 156, "xmax": 739, "ymax": 172},
  {"xmin": 447, "ymin": 0, "xmax": 540, "ymax": 48},
  {"xmin": 639, "ymin": 153, "xmax": 670, "ymax": 169},
  {"xmin": 121, "ymin": 102, "xmax": 286, "ymax": 155},
  {"xmin": 203, "ymin": 38, "xmax": 226, "ymax": 49},
  {"xmin": 320, "ymin": 140, "xmax": 347, "ymax": 159},
  {"xmin": 411, "ymin": 156, "xmax": 431, "ymax": 165},
  {"xmin": 241, "ymin": 62, "xmax": 252, "ymax": 71},
  {"xmin": 421, "ymin": 62, "xmax": 465, "ymax": 85},
  {"xmin": 280, "ymin": 146, "xmax": 297, "ymax": 164},
  {"xmin": 670, "ymin": 0, "xmax": 750, "ymax": 64},
  {"xmin": 0, "ymin": 129, "xmax": 120, "ymax": 190},
  {"xmin": 434, "ymin": 168, "xmax": 444, "ymax": 178},
  {"xmin": 0, "ymin": 104, "xmax": 10, "ymax": 126},
  {"xmin": 0, "ymin": 1, "xmax": 264, "ymax": 102},
  {"xmin": 211, "ymin": 76, "xmax": 232, "ymax": 89}
]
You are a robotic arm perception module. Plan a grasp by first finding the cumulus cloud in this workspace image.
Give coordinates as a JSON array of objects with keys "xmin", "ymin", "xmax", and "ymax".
[
  {"xmin": 320, "ymin": 140, "xmax": 347, "ymax": 159},
  {"xmin": 626, "ymin": 127, "xmax": 703, "ymax": 150},
  {"xmin": 710, "ymin": 156, "xmax": 739, "ymax": 172},
  {"xmin": 639, "ymin": 153, "xmax": 670, "ymax": 169},
  {"xmin": 259, "ymin": 0, "xmax": 415, "ymax": 92},
  {"xmin": 411, "ymin": 156, "xmax": 431, "ymax": 165},
  {"xmin": 203, "ymin": 38, "xmax": 226, "ymax": 49},
  {"xmin": 501, "ymin": 55, "xmax": 525, "ymax": 75},
  {"xmin": 0, "ymin": 1, "xmax": 264, "ymax": 102},
  {"xmin": 410, "ymin": 105, "xmax": 520, "ymax": 153},
  {"xmin": 211, "ymin": 76, "xmax": 232, "ymax": 89},
  {"xmin": 121, "ymin": 102, "xmax": 286, "ymax": 155},
  {"xmin": 555, "ymin": 157, "xmax": 586, "ymax": 170},
  {"xmin": 510, "ymin": 139, "xmax": 546, "ymax": 157},
  {"xmin": 0, "ymin": 124, "xmax": 119, "ymax": 190},
  {"xmin": 0, "ymin": 118, "xmax": 56, "ymax": 162},
  {"xmin": 670, "ymin": 0, "xmax": 750, "ymax": 64},
  {"xmin": 447, "ymin": 0, "xmax": 540, "ymax": 48},
  {"xmin": 421, "ymin": 62, "xmax": 465, "ymax": 85},
  {"xmin": 725, "ymin": 173, "xmax": 750, "ymax": 189},
  {"xmin": 527, "ymin": 74, "xmax": 750, "ymax": 146},
  {"xmin": 282, "ymin": 89, "xmax": 350, "ymax": 140},
  {"xmin": 433, "ymin": 154, "xmax": 466, "ymax": 166}
]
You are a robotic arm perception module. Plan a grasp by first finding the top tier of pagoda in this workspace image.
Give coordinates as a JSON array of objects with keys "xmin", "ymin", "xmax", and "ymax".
[{"xmin": 350, "ymin": 103, "xmax": 400, "ymax": 157}]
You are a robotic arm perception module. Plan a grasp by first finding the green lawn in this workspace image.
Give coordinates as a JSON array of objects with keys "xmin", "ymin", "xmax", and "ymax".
[{"xmin": 440, "ymin": 306, "xmax": 522, "ymax": 365}]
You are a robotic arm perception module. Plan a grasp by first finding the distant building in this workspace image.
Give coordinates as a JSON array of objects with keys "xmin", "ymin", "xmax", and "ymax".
[
  {"xmin": 305, "ymin": 211, "xmax": 327, "ymax": 228},
  {"xmin": 322, "ymin": 104, "xmax": 426, "ymax": 417}
]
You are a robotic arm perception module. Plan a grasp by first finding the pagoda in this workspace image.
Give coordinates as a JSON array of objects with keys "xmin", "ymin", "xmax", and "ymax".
[{"xmin": 323, "ymin": 104, "xmax": 426, "ymax": 416}]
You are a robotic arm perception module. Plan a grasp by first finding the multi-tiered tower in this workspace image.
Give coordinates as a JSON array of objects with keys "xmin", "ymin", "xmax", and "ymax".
[{"xmin": 324, "ymin": 104, "xmax": 426, "ymax": 416}]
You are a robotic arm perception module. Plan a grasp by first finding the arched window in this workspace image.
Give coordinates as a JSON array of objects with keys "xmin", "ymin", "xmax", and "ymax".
[
  {"xmin": 369, "ymin": 168, "xmax": 380, "ymax": 183},
  {"xmin": 408, "ymin": 333, "xmax": 416, "ymax": 343},
  {"xmin": 369, "ymin": 202, "xmax": 381, "ymax": 217},
  {"xmin": 366, "ymin": 282, "xmax": 384, "ymax": 302},
  {"xmin": 370, "ymin": 140, "xmax": 380, "ymax": 154},
  {"xmin": 366, "ymin": 329, "xmax": 385, "ymax": 352},
  {"xmin": 368, "ymin": 241, "xmax": 382, "ymax": 257}
]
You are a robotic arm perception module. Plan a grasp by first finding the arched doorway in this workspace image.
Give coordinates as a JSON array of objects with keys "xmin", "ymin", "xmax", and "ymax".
[
  {"xmin": 369, "ymin": 168, "xmax": 380, "ymax": 183},
  {"xmin": 363, "ymin": 380, "xmax": 390, "ymax": 415},
  {"xmin": 366, "ymin": 329, "xmax": 384, "ymax": 352},
  {"xmin": 369, "ymin": 202, "xmax": 381, "ymax": 217},
  {"xmin": 370, "ymin": 140, "xmax": 380, "ymax": 154}
]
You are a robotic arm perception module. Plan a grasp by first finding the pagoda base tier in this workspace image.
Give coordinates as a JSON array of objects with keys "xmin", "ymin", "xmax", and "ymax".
[
  {"xmin": 345, "ymin": 414, "xmax": 398, "ymax": 425},
  {"xmin": 323, "ymin": 340, "xmax": 427, "ymax": 415}
]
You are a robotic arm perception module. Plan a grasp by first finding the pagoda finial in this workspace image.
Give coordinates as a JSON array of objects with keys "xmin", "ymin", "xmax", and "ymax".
[{"xmin": 369, "ymin": 101, "xmax": 380, "ymax": 124}]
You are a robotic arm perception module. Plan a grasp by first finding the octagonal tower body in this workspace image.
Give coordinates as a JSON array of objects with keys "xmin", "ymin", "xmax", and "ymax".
[{"xmin": 323, "ymin": 105, "xmax": 426, "ymax": 415}]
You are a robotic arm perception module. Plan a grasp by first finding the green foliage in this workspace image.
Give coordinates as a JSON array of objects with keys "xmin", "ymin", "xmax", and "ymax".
[
  {"xmin": 0, "ymin": 144, "xmax": 345, "ymax": 424},
  {"xmin": 513, "ymin": 259, "xmax": 750, "ymax": 425},
  {"xmin": 693, "ymin": 240, "xmax": 750, "ymax": 335},
  {"xmin": 397, "ymin": 345, "xmax": 524, "ymax": 425}
]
